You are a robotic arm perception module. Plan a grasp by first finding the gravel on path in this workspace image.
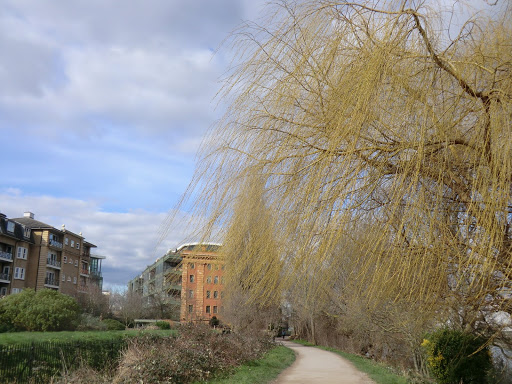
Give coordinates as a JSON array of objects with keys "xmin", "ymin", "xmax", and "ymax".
[{"xmin": 273, "ymin": 340, "xmax": 376, "ymax": 384}]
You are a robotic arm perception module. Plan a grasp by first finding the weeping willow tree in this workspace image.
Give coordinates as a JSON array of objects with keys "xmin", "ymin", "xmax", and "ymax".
[{"xmin": 175, "ymin": 0, "xmax": 512, "ymax": 338}]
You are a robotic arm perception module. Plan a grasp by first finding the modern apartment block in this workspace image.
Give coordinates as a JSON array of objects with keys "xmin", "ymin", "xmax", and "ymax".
[
  {"xmin": 179, "ymin": 243, "xmax": 225, "ymax": 323},
  {"xmin": 128, "ymin": 243, "xmax": 224, "ymax": 323},
  {"xmin": 128, "ymin": 249, "xmax": 182, "ymax": 321},
  {"xmin": 0, "ymin": 211, "xmax": 104, "ymax": 297}
]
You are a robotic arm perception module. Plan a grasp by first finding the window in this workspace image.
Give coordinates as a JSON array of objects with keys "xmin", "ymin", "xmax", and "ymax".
[
  {"xmin": 14, "ymin": 267, "xmax": 25, "ymax": 280},
  {"xmin": 65, "ymin": 237, "xmax": 69, "ymax": 245},
  {"xmin": 62, "ymin": 274, "xmax": 66, "ymax": 281},
  {"xmin": 206, "ymin": 276, "xmax": 212, "ymax": 284},
  {"xmin": 215, "ymin": 264, "xmax": 219, "ymax": 270},
  {"xmin": 214, "ymin": 276, "xmax": 218, "ymax": 284},
  {"xmin": 206, "ymin": 305, "xmax": 211, "ymax": 314},
  {"xmin": 221, "ymin": 265, "xmax": 225, "ymax": 270},
  {"xmin": 63, "ymin": 256, "xmax": 67, "ymax": 263},
  {"xmin": 221, "ymin": 291, "xmax": 224, "ymax": 299},
  {"xmin": 73, "ymin": 277, "xmax": 77, "ymax": 284},
  {"xmin": 70, "ymin": 240, "xmax": 74, "ymax": 248},
  {"xmin": 206, "ymin": 290, "xmax": 211, "ymax": 299},
  {"xmin": 6, "ymin": 221, "xmax": 14, "ymax": 233},
  {"xmin": 188, "ymin": 305, "xmax": 193, "ymax": 313},
  {"xmin": 189, "ymin": 275, "xmax": 194, "ymax": 283},
  {"xmin": 11, "ymin": 288, "xmax": 21, "ymax": 294},
  {"xmin": 23, "ymin": 226, "xmax": 31, "ymax": 238},
  {"xmin": 207, "ymin": 264, "xmax": 211, "ymax": 270},
  {"xmin": 221, "ymin": 276, "xmax": 225, "ymax": 284},
  {"xmin": 0, "ymin": 287, "xmax": 7, "ymax": 296},
  {"xmin": 188, "ymin": 290, "xmax": 194, "ymax": 298},
  {"xmin": 76, "ymin": 242, "xmax": 80, "ymax": 250},
  {"xmin": 189, "ymin": 263, "xmax": 195, "ymax": 269},
  {"xmin": 67, "ymin": 276, "xmax": 71, "ymax": 282},
  {"xmin": 74, "ymin": 260, "xmax": 78, "ymax": 267},
  {"xmin": 213, "ymin": 291, "xmax": 218, "ymax": 299},
  {"xmin": 16, "ymin": 247, "xmax": 27, "ymax": 260},
  {"xmin": 69, "ymin": 258, "xmax": 73, "ymax": 264},
  {"xmin": 213, "ymin": 306, "xmax": 218, "ymax": 314}
]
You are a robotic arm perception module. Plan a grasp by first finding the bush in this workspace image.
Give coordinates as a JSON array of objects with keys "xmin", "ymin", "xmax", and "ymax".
[
  {"xmin": 102, "ymin": 318, "xmax": 125, "ymax": 331},
  {"xmin": 77, "ymin": 314, "xmax": 108, "ymax": 331},
  {"xmin": 209, "ymin": 316, "xmax": 220, "ymax": 327},
  {"xmin": 113, "ymin": 324, "xmax": 274, "ymax": 383},
  {"xmin": 0, "ymin": 289, "xmax": 80, "ymax": 331},
  {"xmin": 422, "ymin": 328, "xmax": 492, "ymax": 384},
  {"xmin": 155, "ymin": 321, "xmax": 171, "ymax": 330}
]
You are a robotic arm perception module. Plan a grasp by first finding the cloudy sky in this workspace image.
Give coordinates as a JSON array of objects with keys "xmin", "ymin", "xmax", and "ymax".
[{"xmin": 0, "ymin": 0, "xmax": 267, "ymax": 289}]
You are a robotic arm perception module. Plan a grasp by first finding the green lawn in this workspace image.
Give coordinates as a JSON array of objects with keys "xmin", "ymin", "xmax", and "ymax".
[
  {"xmin": 0, "ymin": 329, "xmax": 177, "ymax": 345},
  {"xmin": 293, "ymin": 340, "xmax": 408, "ymax": 384},
  {"xmin": 202, "ymin": 345, "xmax": 296, "ymax": 384}
]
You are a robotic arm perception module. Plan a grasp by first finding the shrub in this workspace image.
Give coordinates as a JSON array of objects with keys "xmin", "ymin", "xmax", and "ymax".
[
  {"xmin": 0, "ymin": 289, "xmax": 80, "ymax": 331},
  {"xmin": 113, "ymin": 323, "xmax": 274, "ymax": 383},
  {"xmin": 209, "ymin": 316, "xmax": 220, "ymax": 327},
  {"xmin": 422, "ymin": 328, "xmax": 492, "ymax": 384},
  {"xmin": 155, "ymin": 321, "xmax": 171, "ymax": 330},
  {"xmin": 77, "ymin": 314, "xmax": 108, "ymax": 331},
  {"xmin": 102, "ymin": 318, "xmax": 125, "ymax": 331}
]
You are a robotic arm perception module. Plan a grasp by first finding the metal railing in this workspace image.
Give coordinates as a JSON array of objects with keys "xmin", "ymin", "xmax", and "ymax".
[
  {"xmin": 44, "ymin": 277, "xmax": 59, "ymax": 287},
  {"xmin": 0, "ymin": 251, "xmax": 13, "ymax": 261},
  {"xmin": 49, "ymin": 239, "xmax": 63, "ymax": 249},
  {"xmin": 0, "ymin": 273, "xmax": 10, "ymax": 281},
  {"xmin": 46, "ymin": 259, "xmax": 61, "ymax": 268}
]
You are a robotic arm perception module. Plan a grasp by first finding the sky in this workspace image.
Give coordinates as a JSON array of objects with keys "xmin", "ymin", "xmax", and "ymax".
[
  {"xmin": 0, "ymin": 0, "xmax": 268, "ymax": 290},
  {"xmin": 0, "ymin": 0, "xmax": 500, "ymax": 291}
]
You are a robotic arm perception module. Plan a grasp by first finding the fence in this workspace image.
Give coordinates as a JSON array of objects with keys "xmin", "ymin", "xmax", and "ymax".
[{"xmin": 0, "ymin": 339, "xmax": 126, "ymax": 383}]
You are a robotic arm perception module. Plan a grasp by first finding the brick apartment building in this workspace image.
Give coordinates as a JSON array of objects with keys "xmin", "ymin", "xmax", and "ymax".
[
  {"xmin": 0, "ymin": 211, "xmax": 104, "ymax": 297},
  {"xmin": 179, "ymin": 243, "xmax": 225, "ymax": 323}
]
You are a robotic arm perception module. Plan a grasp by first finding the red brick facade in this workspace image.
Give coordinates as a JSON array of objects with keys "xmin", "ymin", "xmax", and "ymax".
[{"xmin": 179, "ymin": 245, "xmax": 225, "ymax": 323}]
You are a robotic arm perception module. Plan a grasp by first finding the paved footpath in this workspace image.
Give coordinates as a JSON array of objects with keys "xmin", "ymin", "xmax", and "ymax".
[{"xmin": 273, "ymin": 340, "xmax": 376, "ymax": 384}]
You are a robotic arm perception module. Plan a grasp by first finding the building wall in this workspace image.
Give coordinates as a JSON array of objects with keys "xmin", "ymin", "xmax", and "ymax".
[
  {"xmin": 180, "ymin": 248, "xmax": 225, "ymax": 323},
  {"xmin": 0, "ymin": 212, "xmax": 102, "ymax": 298}
]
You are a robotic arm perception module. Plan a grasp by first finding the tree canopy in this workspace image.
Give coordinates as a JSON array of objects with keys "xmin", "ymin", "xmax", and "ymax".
[{"xmin": 177, "ymin": 0, "xmax": 512, "ymax": 342}]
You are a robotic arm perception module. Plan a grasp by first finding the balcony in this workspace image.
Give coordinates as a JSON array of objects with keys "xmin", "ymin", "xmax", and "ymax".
[
  {"xmin": 0, "ymin": 273, "xmax": 10, "ymax": 283},
  {"xmin": 46, "ymin": 259, "xmax": 61, "ymax": 269},
  {"xmin": 80, "ymin": 269, "xmax": 89, "ymax": 277},
  {"xmin": 44, "ymin": 277, "xmax": 59, "ymax": 288},
  {"xmin": 0, "ymin": 251, "xmax": 13, "ymax": 262},
  {"xmin": 49, "ymin": 239, "xmax": 63, "ymax": 249}
]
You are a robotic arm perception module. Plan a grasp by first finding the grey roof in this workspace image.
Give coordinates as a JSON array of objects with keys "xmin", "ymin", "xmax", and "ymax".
[
  {"xmin": 12, "ymin": 217, "xmax": 57, "ymax": 230},
  {"xmin": 0, "ymin": 217, "xmax": 35, "ymax": 243}
]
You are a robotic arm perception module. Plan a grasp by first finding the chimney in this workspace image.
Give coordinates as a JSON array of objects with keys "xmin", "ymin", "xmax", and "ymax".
[{"xmin": 24, "ymin": 212, "xmax": 34, "ymax": 219}]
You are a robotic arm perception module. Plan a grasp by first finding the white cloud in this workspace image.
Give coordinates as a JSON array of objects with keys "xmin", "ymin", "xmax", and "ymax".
[{"xmin": 0, "ymin": 190, "xmax": 195, "ymax": 287}]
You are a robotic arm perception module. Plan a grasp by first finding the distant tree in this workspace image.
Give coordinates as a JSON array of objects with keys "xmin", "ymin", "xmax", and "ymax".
[
  {"xmin": 76, "ymin": 284, "xmax": 109, "ymax": 317},
  {"xmin": 111, "ymin": 291, "xmax": 145, "ymax": 327},
  {"xmin": 0, "ymin": 289, "xmax": 80, "ymax": 331}
]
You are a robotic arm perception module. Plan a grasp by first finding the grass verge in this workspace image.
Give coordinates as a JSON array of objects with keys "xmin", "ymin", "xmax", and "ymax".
[
  {"xmin": 203, "ymin": 345, "xmax": 296, "ymax": 384},
  {"xmin": 0, "ymin": 329, "xmax": 177, "ymax": 345},
  {"xmin": 293, "ymin": 340, "xmax": 408, "ymax": 384}
]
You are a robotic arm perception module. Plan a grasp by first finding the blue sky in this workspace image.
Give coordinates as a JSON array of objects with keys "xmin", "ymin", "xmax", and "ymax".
[{"xmin": 0, "ymin": 0, "xmax": 267, "ymax": 289}]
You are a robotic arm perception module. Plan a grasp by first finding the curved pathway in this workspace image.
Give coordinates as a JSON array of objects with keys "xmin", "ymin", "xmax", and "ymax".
[{"xmin": 274, "ymin": 340, "xmax": 376, "ymax": 384}]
